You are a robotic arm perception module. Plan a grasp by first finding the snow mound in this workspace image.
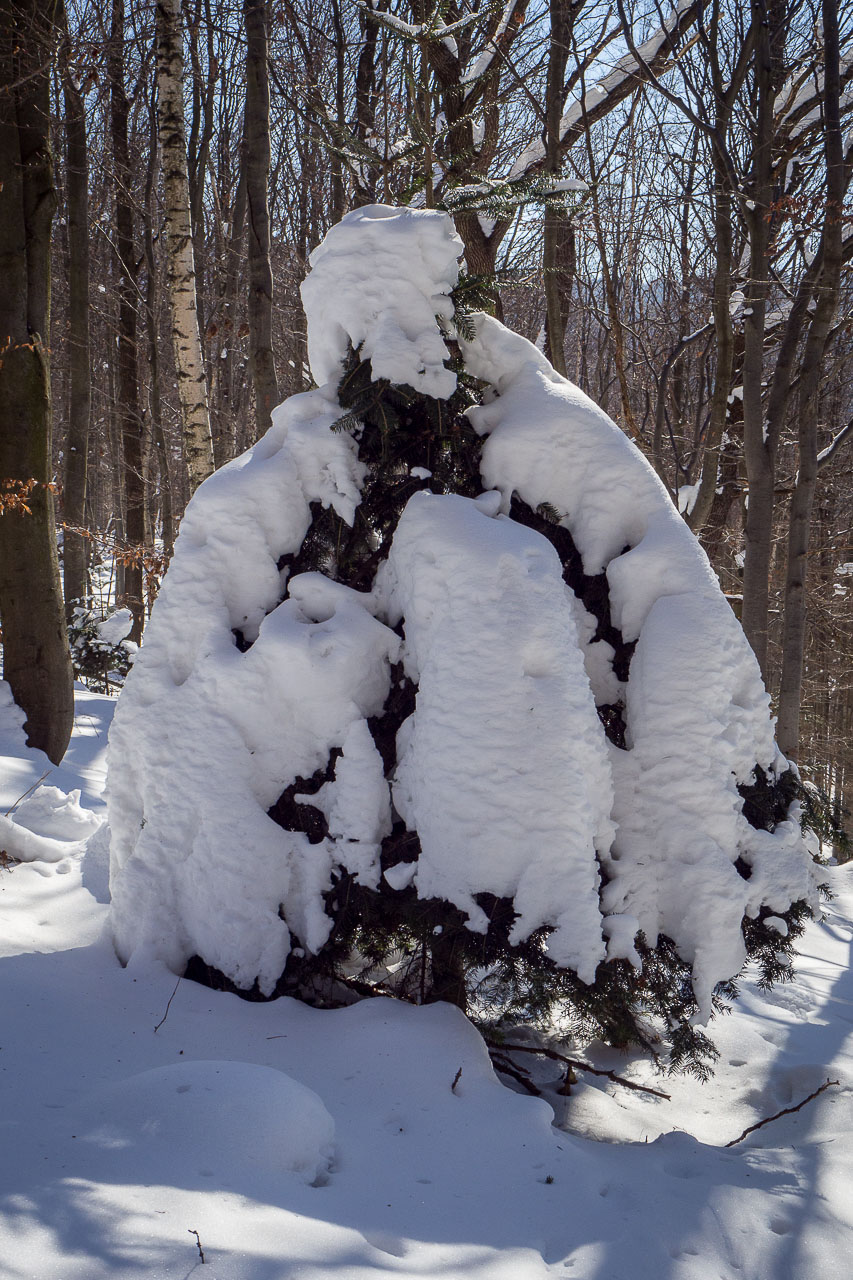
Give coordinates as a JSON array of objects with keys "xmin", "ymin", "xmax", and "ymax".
[
  {"xmin": 0, "ymin": 678, "xmax": 104, "ymax": 864},
  {"xmin": 301, "ymin": 204, "xmax": 462, "ymax": 398},
  {"xmin": 12, "ymin": 784, "xmax": 102, "ymax": 842},
  {"xmin": 72, "ymin": 1060, "xmax": 334, "ymax": 1184},
  {"xmin": 0, "ymin": 783, "xmax": 103, "ymax": 866}
]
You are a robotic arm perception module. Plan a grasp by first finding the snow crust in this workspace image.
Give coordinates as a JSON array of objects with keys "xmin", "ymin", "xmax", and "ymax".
[{"xmin": 108, "ymin": 206, "xmax": 818, "ymax": 1015}]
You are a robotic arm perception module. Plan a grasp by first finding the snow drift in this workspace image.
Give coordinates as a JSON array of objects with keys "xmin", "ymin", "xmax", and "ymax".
[{"xmin": 107, "ymin": 205, "xmax": 819, "ymax": 1021}]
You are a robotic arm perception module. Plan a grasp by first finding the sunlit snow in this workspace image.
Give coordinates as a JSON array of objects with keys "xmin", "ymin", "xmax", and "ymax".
[{"xmin": 0, "ymin": 698, "xmax": 850, "ymax": 1279}]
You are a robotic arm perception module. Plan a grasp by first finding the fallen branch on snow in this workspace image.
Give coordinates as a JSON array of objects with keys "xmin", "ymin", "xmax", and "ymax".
[
  {"xmin": 487, "ymin": 1040, "xmax": 671, "ymax": 1100},
  {"xmin": 154, "ymin": 978, "xmax": 181, "ymax": 1032},
  {"xmin": 725, "ymin": 1078, "xmax": 840, "ymax": 1147}
]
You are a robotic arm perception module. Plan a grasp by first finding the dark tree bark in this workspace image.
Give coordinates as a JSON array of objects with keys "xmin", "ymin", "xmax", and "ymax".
[
  {"xmin": 244, "ymin": 0, "xmax": 279, "ymax": 438},
  {"xmin": 59, "ymin": 14, "xmax": 91, "ymax": 617},
  {"xmin": 0, "ymin": 0, "xmax": 74, "ymax": 764},
  {"xmin": 777, "ymin": 0, "xmax": 846, "ymax": 759},
  {"xmin": 108, "ymin": 0, "xmax": 145, "ymax": 642},
  {"xmin": 739, "ymin": 0, "xmax": 788, "ymax": 680},
  {"xmin": 542, "ymin": 0, "xmax": 576, "ymax": 376}
]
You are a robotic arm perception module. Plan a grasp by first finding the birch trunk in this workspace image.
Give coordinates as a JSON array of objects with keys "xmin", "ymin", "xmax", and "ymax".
[{"xmin": 156, "ymin": 0, "xmax": 215, "ymax": 491}]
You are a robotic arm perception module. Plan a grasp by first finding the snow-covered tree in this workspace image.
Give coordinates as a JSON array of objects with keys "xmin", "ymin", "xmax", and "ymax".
[{"xmin": 108, "ymin": 206, "xmax": 821, "ymax": 1071}]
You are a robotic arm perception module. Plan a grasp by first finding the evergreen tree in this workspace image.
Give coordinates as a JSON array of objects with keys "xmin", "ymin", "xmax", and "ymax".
[{"xmin": 110, "ymin": 207, "xmax": 822, "ymax": 1078}]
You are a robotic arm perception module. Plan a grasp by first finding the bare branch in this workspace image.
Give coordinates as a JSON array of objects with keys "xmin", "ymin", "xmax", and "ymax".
[{"xmin": 725, "ymin": 1079, "xmax": 840, "ymax": 1147}]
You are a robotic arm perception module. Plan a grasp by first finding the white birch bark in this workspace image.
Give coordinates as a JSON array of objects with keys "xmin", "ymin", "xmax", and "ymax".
[{"xmin": 156, "ymin": 0, "xmax": 215, "ymax": 492}]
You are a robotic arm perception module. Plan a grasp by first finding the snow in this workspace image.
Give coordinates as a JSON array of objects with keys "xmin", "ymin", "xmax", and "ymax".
[
  {"xmin": 1, "ymin": 697, "xmax": 852, "ymax": 1278},
  {"xmin": 71, "ymin": 1059, "xmax": 335, "ymax": 1186},
  {"xmin": 105, "ymin": 206, "xmax": 818, "ymax": 1021},
  {"xmin": 107, "ymin": 383, "xmax": 396, "ymax": 992},
  {"xmin": 377, "ymin": 491, "xmax": 613, "ymax": 976},
  {"xmin": 300, "ymin": 204, "xmax": 462, "ymax": 399},
  {"xmin": 96, "ymin": 607, "xmax": 133, "ymax": 647},
  {"xmin": 460, "ymin": 312, "xmax": 819, "ymax": 1014}
]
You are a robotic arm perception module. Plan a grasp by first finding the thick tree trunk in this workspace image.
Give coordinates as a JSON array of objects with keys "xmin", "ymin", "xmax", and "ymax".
[
  {"xmin": 156, "ymin": 0, "xmax": 215, "ymax": 492},
  {"xmin": 243, "ymin": 0, "xmax": 279, "ymax": 437},
  {"xmin": 0, "ymin": 0, "xmax": 74, "ymax": 764},
  {"xmin": 60, "ymin": 26, "xmax": 91, "ymax": 617},
  {"xmin": 543, "ymin": 212, "xmax": 575, "ymax": 376}
]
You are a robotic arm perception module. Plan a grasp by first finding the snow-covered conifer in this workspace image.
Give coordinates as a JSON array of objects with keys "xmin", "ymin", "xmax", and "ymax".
[{"xmin": 108, "ymin": 206, "xmax": 821, "ymax": 1071}]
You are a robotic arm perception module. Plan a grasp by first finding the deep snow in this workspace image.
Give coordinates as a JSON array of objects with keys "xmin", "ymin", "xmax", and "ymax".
[{"xmin": 0, "ymin": 690, "xmax": 851, "ymax": 1279}]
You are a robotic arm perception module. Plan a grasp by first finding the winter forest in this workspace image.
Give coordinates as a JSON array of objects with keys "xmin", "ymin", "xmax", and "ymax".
[{"xmin": 1, "ymin": 1, "xmax": 853, "ymax": 1277}]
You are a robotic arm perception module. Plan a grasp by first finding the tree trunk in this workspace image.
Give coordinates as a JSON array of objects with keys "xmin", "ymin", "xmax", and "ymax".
[
  {"xmin": 145, "ymin": 84, "xmax": 174, "ymax": 560},
  {"xmin": 542, "ymin": 0, "xmax": 574, "ymax": 376},
  {"xmin": 60, "ymin": 22, "xmax": 91, "ymax": 617},
  {"xmin": 738, "ymin": 3, "xmax": 786, "ymax": 680},
  {"xmin": 156, "ymin": 0, "xmax": 215, "ymax": 492},
  {"xmin": 776, "ymin": 0, "xmax": 844, "ymax": 760},
  {"xmin": 687, "ymin": 152, "xmax": 734, "ymax": 535},
  {"xmin": 0, "ymin": 0, "xmax": 74, "ymax": 764},
  {"xmin": 108, "ymin": 0, "xmax": 145, "ymax": 642},
  {"xmin": 244, "ymin": 0, "xmax": 279, "ymax": 437}
]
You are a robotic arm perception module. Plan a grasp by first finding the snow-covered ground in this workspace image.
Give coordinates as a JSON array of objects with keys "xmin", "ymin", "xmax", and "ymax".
[{"xmin": 0, "ymin": 691, "xmax": 851, "ymax": 1279}]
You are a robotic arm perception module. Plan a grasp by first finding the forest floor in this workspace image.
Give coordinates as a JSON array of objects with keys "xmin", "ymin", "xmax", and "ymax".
[{"xmin": 0, "ymin": 688, "xmax": 851, "ymax": 1280}]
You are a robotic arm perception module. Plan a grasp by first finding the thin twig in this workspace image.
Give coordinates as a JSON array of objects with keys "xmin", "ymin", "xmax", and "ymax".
[
  {"xmin": 153, "ymin": 978, "xmax": 181, "ymax": 1032},
  {"xmin": 451, "ymin": 1066, "xmax": 463, "ymax": 1093},
  {"xmin": 487, "ymin": 1040, "xmax": 671, "ymax": 1100},
  {"xmin": 188, "ymin": 1228, "xmax": 206, "ymax": 1264},
  {"xmin": 725, "ymin": 1079, "xmax": 840, "ymax": 1147},
  {"xmin": 4, "ymin": 769, "xmax": 51, "ymax": 817}
]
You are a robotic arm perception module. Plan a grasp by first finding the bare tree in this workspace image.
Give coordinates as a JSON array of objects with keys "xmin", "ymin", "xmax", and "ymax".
[
  {"xmin": 244, "ymin": 0, "xmax": 279, "ymax": 437},
  {"xmin": 0, "ymin": 0, "xmax": 73, "ymax": 763},
  {"xmin": 59, "ymin": 3, "xmax": 92, "ymax": 616}
]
